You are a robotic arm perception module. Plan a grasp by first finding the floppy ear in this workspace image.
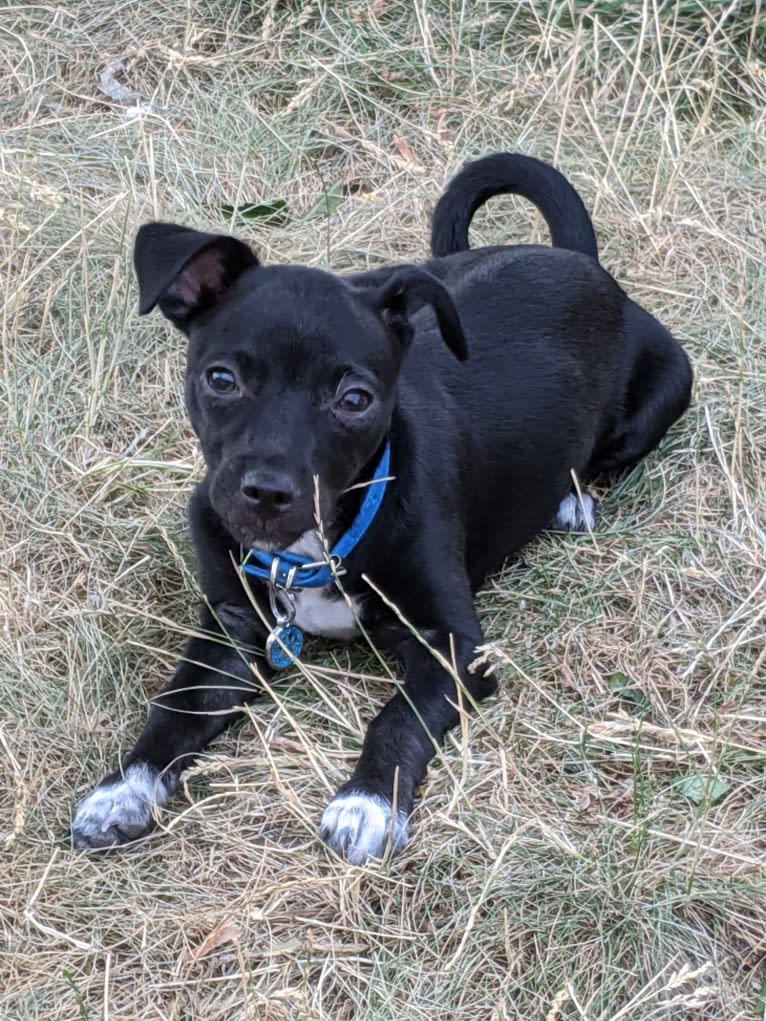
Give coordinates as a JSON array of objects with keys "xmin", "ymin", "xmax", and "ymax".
[
  {"xmin": 133, "ymin": 222, "xmax": 259, "ymax": 332},
  {"xmin": 369, "ymin": 266, "xmax": 468, "ymax": 361}
]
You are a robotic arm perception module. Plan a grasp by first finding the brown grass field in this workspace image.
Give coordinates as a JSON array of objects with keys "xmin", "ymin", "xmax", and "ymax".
[{"xmin": 1, "ymin": 2, "xmax": 764, "ymax": 1018}]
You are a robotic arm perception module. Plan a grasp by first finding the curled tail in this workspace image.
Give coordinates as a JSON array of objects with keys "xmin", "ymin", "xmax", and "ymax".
[{"xmin": 431, "ymin": 152, "xmax": 599, "ymax": 261}]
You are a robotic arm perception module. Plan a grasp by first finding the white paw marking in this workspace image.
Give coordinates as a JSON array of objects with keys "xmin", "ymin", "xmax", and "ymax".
[
  {"xmin": 286, "ymin": 532, "xmax": 360, "ymax": 639},
  {"xmin": 70, "ymin": 762, "xmax": 169, "ymax": 850},
  {"xmin": 319, "ymin": 791, "xmax": 409, "ymax": 865},
  {"xmin": 549, "ymin": 492, "xmax": 597, "ymax": 533}
]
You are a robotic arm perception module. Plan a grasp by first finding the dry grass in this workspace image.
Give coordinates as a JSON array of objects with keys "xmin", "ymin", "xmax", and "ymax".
[{"xmin": 1, "ymin": 1, "xmax": 765, "ymax": 1018}]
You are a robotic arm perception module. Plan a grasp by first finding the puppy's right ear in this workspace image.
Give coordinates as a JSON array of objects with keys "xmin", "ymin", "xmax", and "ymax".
[
  {"xmin": 369, "ymin": 266, "xmax": 469, "ymax": 361},
  {"xmin": 134, "ymin": 223, "xmax": 259, "ymax": 332}
]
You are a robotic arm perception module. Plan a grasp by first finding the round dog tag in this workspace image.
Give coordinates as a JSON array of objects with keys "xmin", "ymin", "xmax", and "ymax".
[{"xmin": 266, "ymin": 625, "xmax": 303, "ymax": 669}]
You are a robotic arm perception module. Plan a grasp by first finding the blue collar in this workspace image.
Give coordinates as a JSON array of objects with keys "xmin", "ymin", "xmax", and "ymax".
[{"xmin": 241, "ymin": 441, "xmax": 391, "ymax": 590}]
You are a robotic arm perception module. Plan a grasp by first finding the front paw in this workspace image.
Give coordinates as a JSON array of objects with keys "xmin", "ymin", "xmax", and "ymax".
[
  {"xmin": 70, "ymin": 762, "xmax": 169, "ymax": 850},
  {"xmin": 319, "ymin": 790, "xmax": 409, "ymax": 865}
]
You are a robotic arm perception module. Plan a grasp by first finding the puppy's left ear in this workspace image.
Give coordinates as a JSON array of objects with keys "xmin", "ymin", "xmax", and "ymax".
[
  {"xmin": 371, "ymin": 267, "xmax": 468, "ymax": 361},
  {"xmin": 134, "ymin": 222, "xmax": 259, "ymax": 333}
]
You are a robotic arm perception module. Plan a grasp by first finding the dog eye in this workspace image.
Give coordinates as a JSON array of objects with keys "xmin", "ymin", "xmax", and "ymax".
[
  {"xmin": 204, "ymin": 366, "xmax": 239, "ymax": 395},
  {"xmin": 336, "ymin": 388, "xmax": 373, "ymax": 413}
]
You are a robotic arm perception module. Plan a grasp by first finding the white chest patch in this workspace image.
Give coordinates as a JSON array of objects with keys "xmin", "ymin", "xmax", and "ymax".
[
  {"xmin": 285, "ymin": 532, "xmax": 361, "ymax": 640},
  {"xmin": 293, "ymin": 588, "xmax": 360, "ymax": 639}
]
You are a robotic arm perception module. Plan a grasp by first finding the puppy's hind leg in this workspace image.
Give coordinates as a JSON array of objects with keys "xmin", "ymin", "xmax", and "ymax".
[{"xmin": 591, "ymin": 303, "xmax": 692, "ymax": 475}]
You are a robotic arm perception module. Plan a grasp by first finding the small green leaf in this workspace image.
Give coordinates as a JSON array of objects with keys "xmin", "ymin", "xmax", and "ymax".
[
  {"xmin": 678, "ymin": 773, "xmax": 729, "ymax": 807},
  {"xmin": 214, "ymin": 200, "xmax": 289, "ymax": 226},
  {"xmin": 608, "ymin": 673, "xmax": 631, "ymax": 688},
  {"xmin": 608, "ymin": 673, "xmax": 649, "ymax": 715},
  {"xmin": 304, "ymin": 182, "xmax": 344, "ymax": 220}
]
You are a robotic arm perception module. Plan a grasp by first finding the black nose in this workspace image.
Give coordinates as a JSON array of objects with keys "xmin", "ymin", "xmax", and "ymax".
[{"xmin": 240, "ymin": 471, "xmax": 297, "ymax": 518}]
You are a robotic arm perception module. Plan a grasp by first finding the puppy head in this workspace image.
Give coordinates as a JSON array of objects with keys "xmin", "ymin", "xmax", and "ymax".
[{"xmin": 134, "ymin": 222, "xmax": 467, "ymax": 550}]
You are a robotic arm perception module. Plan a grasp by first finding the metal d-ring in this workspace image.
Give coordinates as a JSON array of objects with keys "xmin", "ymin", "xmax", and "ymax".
[
  {"xmin": 328, "ymin": 553, "xmax": 345, "ymax": 576},
  {"xmin": 268, "ymin": 583, "xmax": 296, "ymax": 626}
]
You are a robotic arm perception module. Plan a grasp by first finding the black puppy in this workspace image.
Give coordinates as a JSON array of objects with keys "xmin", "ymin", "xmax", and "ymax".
[{"xmin": 70, "ymin": 153, "xmax": 691, "ymax": 862}]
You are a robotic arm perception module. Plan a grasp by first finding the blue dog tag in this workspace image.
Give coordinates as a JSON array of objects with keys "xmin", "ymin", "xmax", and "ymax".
[{"xmin": 266, "ymin": 624, "xmax": 303, "ymax": 669}]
